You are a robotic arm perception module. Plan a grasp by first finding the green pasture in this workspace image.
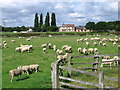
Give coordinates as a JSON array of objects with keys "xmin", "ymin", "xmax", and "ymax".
[{"xmin": 2, "ymin": 35, "xmax": 119, "ymax": 88}]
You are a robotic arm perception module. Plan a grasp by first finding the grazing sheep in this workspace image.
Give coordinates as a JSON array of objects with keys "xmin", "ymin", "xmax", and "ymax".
[
  {"xmin": 100, "ymin": 59, "xmax": 113, "ymax": 67},
  {"xmin": 53, "ymin": 45, "xmax": 56, "ymax": 51},
  {"xmin": 118, "ymin": 45, "xmax": 120, "ymax": 49},
  {"xmin": 88, "ymin": 48, "xmax": 94, "ymax": 54},
  {"xmin": 3, "ymin": 41, "xmax": 6, "ymax": 44},
  {"xmin": 94, "ymin": 48, "xmax": 98, "ymax": 52},
  {"xmin": 113, "ymin": 56, "xmax": 119, "ymax": 65},
  {"xmin": 113, "ymin": 42, "xmax": 116, "ymax": 46},
  {"xmin": 99, "ymin": 41, "xmax": 103, "ymax": 45},
  {"xmin": 65, "ymin": 46, "xmax": 72, "ymax": 53},
  {"xmin": 56, "ymin": 49, "xmax": 63, "ymax": 55},
  {"xmin": 86, "ymin": 42, "xmax": 89, "ymax": 46},
  {"xmin": 93, "ymin": 42, "xmax": 97, "ymax": 46},
  {"xmin": 41, "ymin": 43, "xmax": 48, "ymax": 48},
  {"xmin": 9, "ymin": 67, "xmax": 23, "ymax": 82},
  {"xmin": 57, "ymin": 53, "xmax": 68, "ymax": 61},
  {"xmin": 77, "ymin": 39, "xmax": 80, "ymax": 43},
  {"xmin": 62, "ymin": 45, "xmax": 69, "ymax": 49},
  {"xmin": 3, "ymin": 43, "xmax": 7, "ymax": 48},
  {"xmin": 43, "ymin": 48, "xmax": 46, "ymax": 53},
  {"xmin": 11, "ymin": 40, "xmax": 15, "ymax": 43},
  {"xmin": 82, "ymin": 48, "xmax": 88, "ymax": 54},
  {"xmin": 102, "ymin": 43, "xmax": 106, "ymax": 47},
  {"xmin": 84, "ymin": 38, "xmax": 88, "ymax": 41},
  {"xmin": 48, "ymin": 43, "xmax": 52, "ymax": 49},
  {"xmin": 26, "ymin": 38, "xmax": 31, "ymax": 41},
  {"xmin": 17, "ymin": 65, "xmax": 30, "ymax": 75},
  {"xmin": 78, "ymin": 48, "xmax": 82, "ymax": 53},
  {"xmin": 102, "ymin": 56, "xmax": 110, "ymax": 60},
  {"xmin": 21, "ymin": 46, "xmax": 31, "ymax": 53},
  {"xmin": 15, "ymin": 47, "xmax": 22, "ymax": 52},
  {"xmin": 29, "ymin": 64, "xmax": 39, "ymax": 73},
  {"xmin": 19, "ymin": 37, "xmax": 22, "ymax": 39}
]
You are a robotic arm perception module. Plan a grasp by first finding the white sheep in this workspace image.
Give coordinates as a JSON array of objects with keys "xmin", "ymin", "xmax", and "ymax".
[
  {"xmin": 113, "ymin": 56, "xmax": 119, "ymax": 65},
  {"xmin": 86, "ymin": 42, "xmax": 89, "ymax": 46},
  {"xmin": 48, "ymin": 43, "xmax": 52, "ymax": 49},
  {"xmin": 65, "ymin": 46, "xmax": 72, "ymax": 53},
  {"xmin": 21, "ymin": 46, "xmax": 31, "ymax": 53},
  {"xmin": 57, "ymin": 53, "xmax": 68, "ymax": 61},
  {"xmin": 88, "ymin": 48, "xmax": 94, "ymax": 54},
  {"xmin": 100, "ymin": 59, "xmax": 113, "ymax": 67},
  {"xmin": 102, "ymin": 43, "xmax": 106, "ymax": 47},
  {"xmin": 99, "ymin": 41, "xmax": 103, "ymax": 45},
  {"xmin": 17, "ymin": 65, "xmax": 30, "ymax": 75},
  {"xmin": 15, "ymin": 47, "xmax": 22, "ymax": 52},
  {"xmin": 3, "ymin": 43, "xmax": 7, "ymax": 48},
  {"xmin": 118, "ymin": 45, "xmax": 120, "ymax": 49},
  {"xmin": 94, "ymin": 48, "xmax": 98, "ymax": 52},
  {"xmin": 78, "ymin": 48, "xmax": 82, "ymax": 53},
  {"xmin": 56, "ymin": 49, "xmax": 63, "ymax": 55},
  {"xmin": 41, "ymin": 43, "xmax": 48, "ymax": 48},
  {"xmin": 62, "ymin": 45, "xmax": 69, "ymax": 49},
  {"xmin": 82, "ymin": 48, "xmax": 88, "ymax": 54},
  {"xmin": 53, "ymin": 45, "xmax": 56, "ymax": 51},
  {"xmin": 3, "ymin": 41, "xmax": 6, "ymax": 44},
  {"xmin": 113, "ymin": 42, "xmax": 116, "ymax": 46},
  {"xmin": 43, "ymin": 48, "xmax": 46, "ymax": 53},
  {"xmin": 11, "ymin": 40, "xmax": 15, "ymax": 43},
  {"xmin": 9, "ymin": 67, "xmax": 23, "ymax": 82},
  {"xmin": 77, "ymin": 39, "xmax": 80, "ymax": 43},
  {"xmin": 102, "ymin": 55, "xmax": 110, "ymax": 60},
  {"xmin": 29, "ymin": 64, "xmax": 39, "ymax": 73},
  {"xmin": 93, "ymin": 42, "xmax": 97, "ymax": 46}
]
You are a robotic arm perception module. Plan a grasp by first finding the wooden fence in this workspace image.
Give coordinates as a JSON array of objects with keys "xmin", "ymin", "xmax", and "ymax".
[{"xmin": 51, "ymin": 53, "xmax": 120, "ymax": 89}]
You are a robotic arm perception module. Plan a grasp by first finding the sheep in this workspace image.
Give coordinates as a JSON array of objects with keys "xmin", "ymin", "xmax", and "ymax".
[
  {"xmin": 57, "ymin": 53, "xmax": 68, "ymax": 61},
  {"xmin": 65, "ymin": 46, "xmax": 72, "ymax": 53},
  {"xmin": 21, "ymin": 46, "xmax": 31, "ymax": 53},
  {"xmin": 26, "ymin": 38, "xmax": 31, "ymax": 41},
  {"xmin": 113, "ymin": 42, "xmax": 116, "ymax": 46},
  {"xmin": 3, "ymin": 43, "xmax": 7, "ymax": 48},
  {"xmin": 88, "ymin": 48, "xmax": 94, "ymax": 54},
  {"xmin": 100, "ymin": 59, "xmax": 113, "ymax": 67},
  {"xmin": 102, "ymin": 43, "xmax": 106, "ymax": 47},
  {"xmin": 56, "ymin": 49, "xmax": 63, "ymax": 55},
  {"xmin": 15, "ymin": 47, "xmax": 22, "ymax": 52},
  {"xmin": 77, "ymin": 39, "xmax": 80, "ymax": 43},
  {"xmin": 82, "ymin": 48, "xmax": 88, "ymax": 54},
  {"xmin": 102, "ymin": 55, "xmax": 110, "ymax": 60},
  {"xmin": 3, "ymin": 41, "xmax": 6, "ymax": 44},
  {"xmin": 43, "ymin": 48, "xmax": 46, "ymax": 53},
  {"xmin": 11, "ymin": 40, "xmax": 15, "ymax": 43},
  {"xmin": 9, "ymin": 67, "xmax": 23, "ymax": 82},
  {"xmin": 78, "ymin": 48, "xmax": 82, "ymax": 53},
  {"xmin": 94, "ymin": 48, "xmax": 98, "ymax": 52},
  {"xmin": 118, "ymin": 45, "xmax": 120, "ymax": 49},
  {"xmin": 84, "ymin": 38, "xmax": 88, "ymax": 41},
  {"xmin": 19, "ymin": 37, "xmax": 22, "ymax": 39},
  {"xmin": 62, "ymin": 45, "xmax": 69, "ymax": 49},
  {"xmin": 86, "ymin": 42, "xmax": 89, "ymax": 47},
  {"xmin": 29, "ymin": 64, "xmax": 39, "ymax": 73},
  {"xmin": 93, "ymin": 42, "xmax": 97, "ymax": 46},
  {"xmin": 53, "ymin": 45, "xmax": 56, "ymax": 51},
  {"xmin": 48, "ymin": 43, "xmax": 52, "ymax": 49},
  {"xmin": 41, "ymin": 43, "xmax": 48, "ymax": 48},
  {"xmin": 99, "ymin": 41, "xmax": 103, "ymax": 45},
  {"xmin": 113, "ymin": 56, "xmax": 119, "ymax": 65},
  {"xmin": 17, "ymin": 65, "xmax": 30, "ymax": 75}
]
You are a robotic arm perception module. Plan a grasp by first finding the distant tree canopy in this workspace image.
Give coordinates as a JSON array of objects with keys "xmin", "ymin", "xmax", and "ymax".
[{"xmin": 85, "ymin": 21, "xmax": 120, "ymax": 32}]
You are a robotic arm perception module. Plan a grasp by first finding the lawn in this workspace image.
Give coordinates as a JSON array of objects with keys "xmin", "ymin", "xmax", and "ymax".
[{"xmin": 2, "ymin": 34, "xmax": 119, "ymax": 88}]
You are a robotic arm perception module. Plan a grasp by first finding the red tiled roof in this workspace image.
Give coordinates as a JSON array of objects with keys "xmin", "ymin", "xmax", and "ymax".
[{"xmin": 62, "ymin": 24, "xmax": 75, "ymax": 27}]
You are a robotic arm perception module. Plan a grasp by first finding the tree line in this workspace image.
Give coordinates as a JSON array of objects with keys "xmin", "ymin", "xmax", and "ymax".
[
  {"xmin": 33, "ymin": 12, "xmax": 58, "ymax": 32},
  {"xmin": 85, "ymin": 21, "xmax": 120, "ymax": 32}
]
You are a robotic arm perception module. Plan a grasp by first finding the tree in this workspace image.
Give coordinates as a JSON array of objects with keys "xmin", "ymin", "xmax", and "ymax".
[
  {"xmin": 45, "ymin": 12, "xmax": 50, "ymax": 27},
  {"xmin": 51, "ymin": 12, "xmax": 56, "ymax": 26},
  {"xmin": 95, "ymin": 21, "xmax": 107, "ymax": 31},
  {"xmin": 40, "ymin": 13, "xmax": 43, "ymax": 27},
  {"xmin": 85, "ymin": 22, "xmax": 95, "ymax": 30},
  {"xmin": 34, "ymin": 13, "xmax": 39, "ymax": 28}
]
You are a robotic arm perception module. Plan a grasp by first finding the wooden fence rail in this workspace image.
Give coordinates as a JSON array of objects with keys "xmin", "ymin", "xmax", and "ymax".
[{"xmin": 51, "ymin": 53, "xmax": 119, "ymax": 89}]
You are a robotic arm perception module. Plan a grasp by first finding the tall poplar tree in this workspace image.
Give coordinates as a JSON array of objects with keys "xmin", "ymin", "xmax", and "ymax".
[
  {"xmin": 40, "ymin": 13, "xmax": 43, "ymax": 27},
  {"xmin": 51, "ymin": 12, "xmax": 56, "ymax": 26},
  {"xmin": 45, "ymin": 12, "xmax": 50, "ymax": 26},
  {"xmin": 34, "ymin": 13, "xmax": 39, "ymax": 28}
]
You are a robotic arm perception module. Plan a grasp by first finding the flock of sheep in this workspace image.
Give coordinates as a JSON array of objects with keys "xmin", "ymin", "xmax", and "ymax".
[
  {"xmin": 9, "ymin": 64, "xmax": 39, "ymax": 82},
  {"xmin": 1, "ymin": 35, "xmax": 120, "ymax": 83}
]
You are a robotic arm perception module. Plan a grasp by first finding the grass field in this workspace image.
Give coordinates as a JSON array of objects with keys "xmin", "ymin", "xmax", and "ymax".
[{"xmin": 2, "ymin": 35, "xmax": 119, "ymax": 88}]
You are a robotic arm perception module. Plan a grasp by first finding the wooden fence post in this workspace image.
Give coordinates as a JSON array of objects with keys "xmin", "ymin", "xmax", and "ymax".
[
  {"xmin": 99, "ymin": 71, "xmax": 104, "ymax": 90},
  {"xmin": 51, "ymin": 62, "xmax": 59, "ymax": 88},
  {"xmin": 68, "ymin": 54, "xmax": 72, "ymax": 77},
  {"xmin": 93, "ymin": 52, "xmax": 99, "ymax": 72}
]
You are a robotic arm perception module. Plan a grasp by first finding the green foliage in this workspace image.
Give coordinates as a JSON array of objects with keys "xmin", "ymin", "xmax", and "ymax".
[
  {"xmin": 51, "ymin": 12, "xmax": 56, "ymax": 26},
  {"xmin": 34, "ymin": 13, "xmax": 39, "ymax": 28},
  {"xmin": 45, "ymin": 12, "xmax": 50, "ymax": 27},
  {"xmin": 95, "ymin": 21, "xmax": 107, "ymax": 31},
  {"xmin": 85, "ymin": 22, "xmax": 95, "ymax": 30},
  {"xmin": 40, "ymin": 13, "xmax": 43, "ymax": 27}
]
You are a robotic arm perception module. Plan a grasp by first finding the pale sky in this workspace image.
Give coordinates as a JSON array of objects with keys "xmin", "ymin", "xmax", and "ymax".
[{"xmin": 0, "ymin": 0, "xmax": 119, "ymax": 27}]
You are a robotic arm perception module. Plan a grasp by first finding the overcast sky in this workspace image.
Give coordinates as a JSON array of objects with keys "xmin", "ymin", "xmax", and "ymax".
[{"xmin": 0, "ymin": 0, "xmax": 119, "ymax": 27}]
